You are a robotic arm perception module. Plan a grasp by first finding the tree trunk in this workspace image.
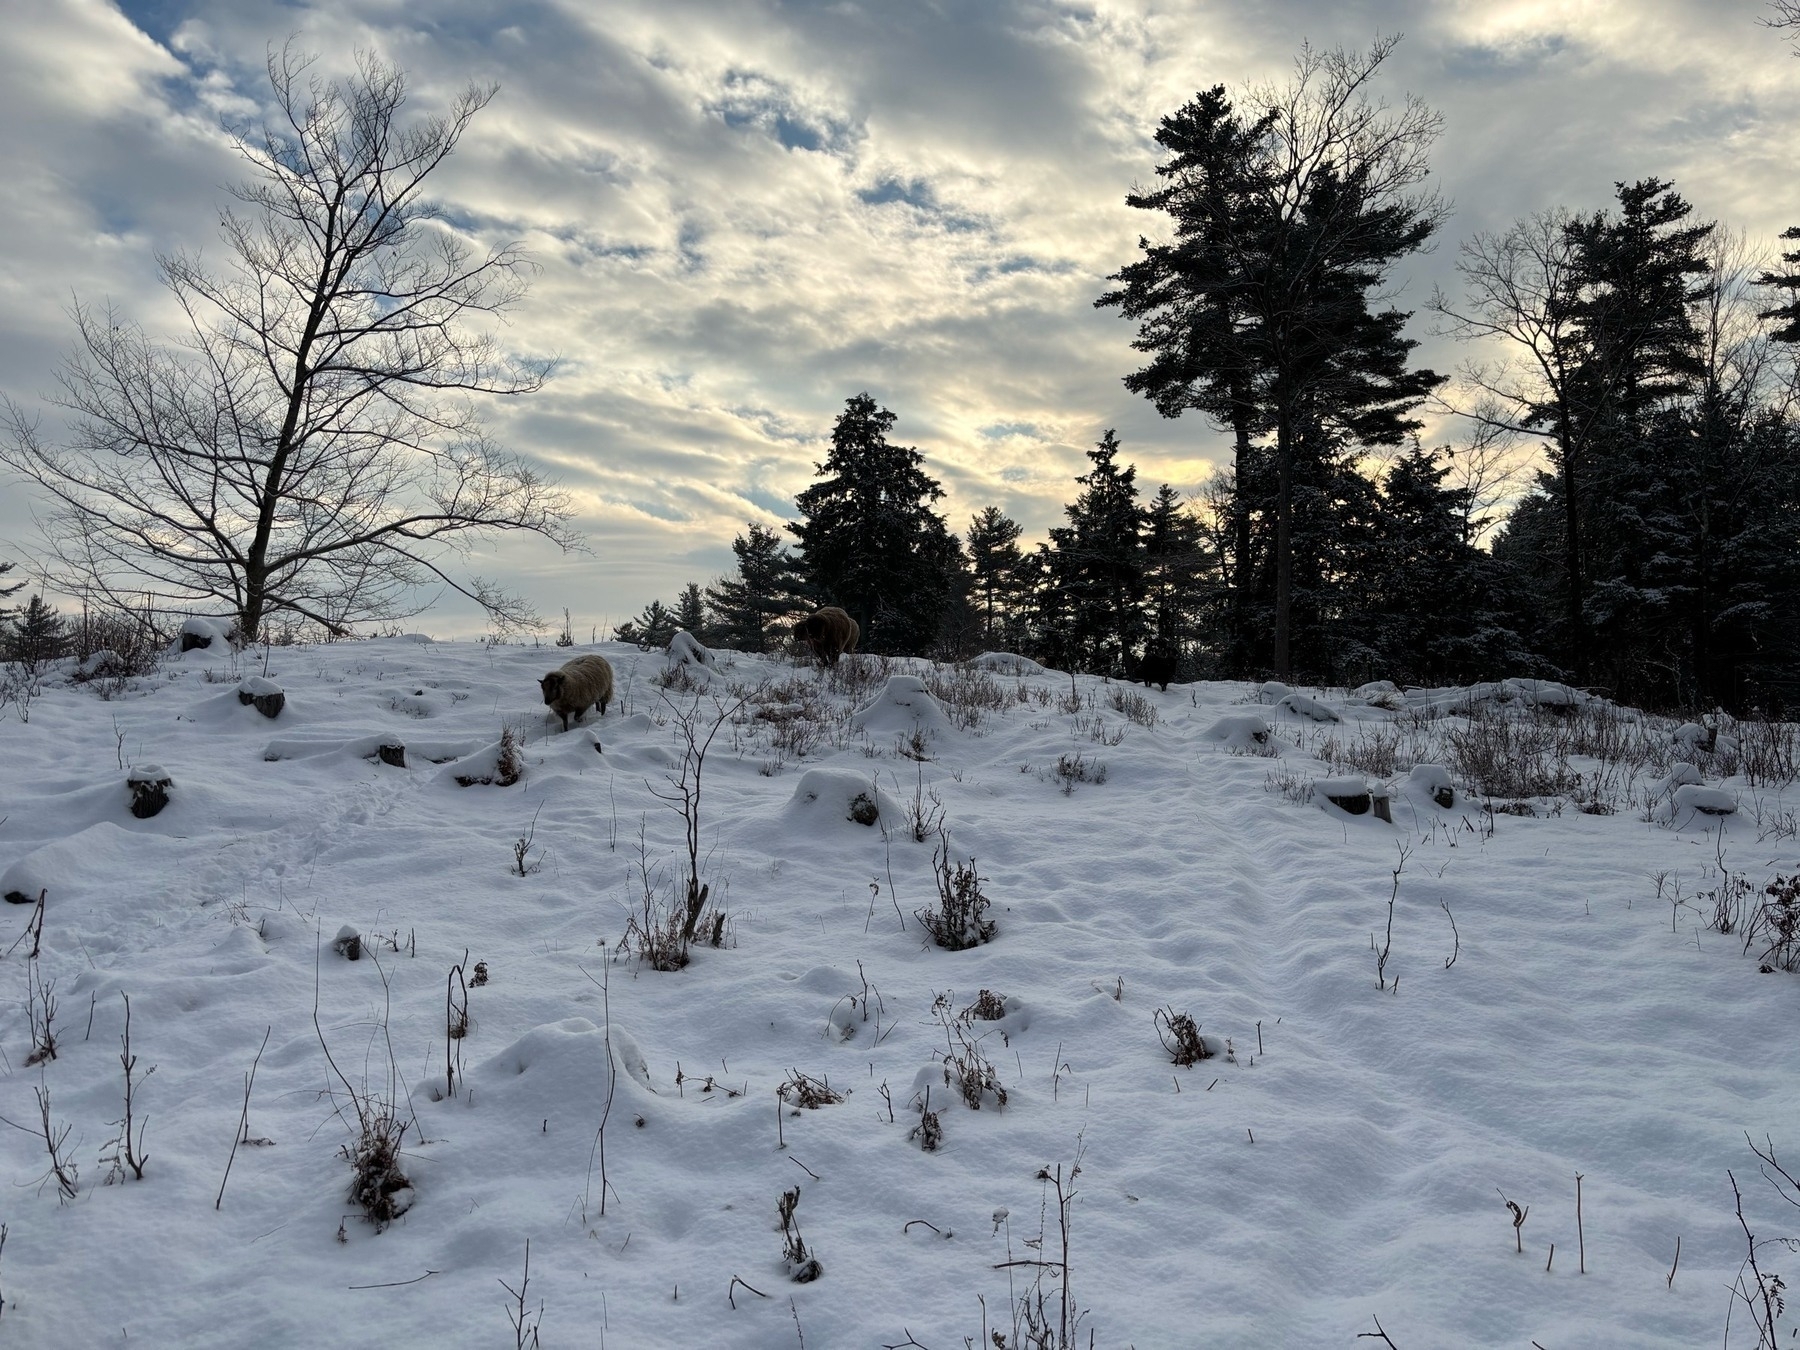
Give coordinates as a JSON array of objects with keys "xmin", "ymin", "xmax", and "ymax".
[
  {"xmin": 1273, "ymin": 411, "xmax": 1293, "ymax": 680},
  {"xmin": 1230, "ymin": 397, "xmax": 1254, "ymax": 677},
  {"xmin": 1555, "ymin": 415, "xmax": 1588, "ymax": 684}
]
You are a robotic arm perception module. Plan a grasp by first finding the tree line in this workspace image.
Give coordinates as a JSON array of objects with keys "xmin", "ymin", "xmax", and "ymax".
[{"xmin": 640, "ymin": 36, "xmax": 1800, "ymax": 715}]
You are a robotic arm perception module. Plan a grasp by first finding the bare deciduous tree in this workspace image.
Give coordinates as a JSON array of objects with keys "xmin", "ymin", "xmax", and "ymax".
[{"xmin": 0, "ymin": 46, "xmax": 578, "ymax": 640}]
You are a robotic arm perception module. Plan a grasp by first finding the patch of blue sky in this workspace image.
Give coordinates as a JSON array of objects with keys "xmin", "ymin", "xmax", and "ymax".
[
  {"xmin": 857, "ymin": 177, "xmax": 984, "ymax": 233},
  {"xmin": 980, "ymin": 421, "xmax": 1042, "ymax": 441},
  {"xmin": 1443, "ymin": 34, "xmax": 1571, "ymax": 80},
  {"xmin": 113, "ymin": 0, "xmax": 187, "ymax": 49},
  {"xmin": 968, "ymin": 255, "xmax": 1075, "ymax": 283}
]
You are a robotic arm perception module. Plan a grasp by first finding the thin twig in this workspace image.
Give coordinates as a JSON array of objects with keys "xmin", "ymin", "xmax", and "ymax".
[{"xmin": 216, "ymin": 1026, "xmax": 271, "ymax": 1211}]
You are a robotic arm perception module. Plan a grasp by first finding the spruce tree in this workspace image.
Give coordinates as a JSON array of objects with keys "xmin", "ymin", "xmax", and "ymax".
[
  {"xmin": 1044, "ymin": 431, "xmax": 1146, "ymax": 677},
  {"xmin": 966, "ymin": 507, "xmax": 1024, "ymax": 648},
  {"xmin": 618, "ymin": 600, "xmax": 677, "ymax": 650},
  {"xmin": 790, "ymin": 393, "xmax": 963, "ymax": 655},
  {"xmin": 674, "ymin": 583, "xmax": 707, "ymax": 640},
  {"xmin": 1100, "ymin": 41, "xmax": 1445, "ymax": 678},
  {"xmin": 7, "ymin": 594, "xmax": 67, "ymax": 667},
  {"xmin": 1140, "ymin": 485, "xmax": 1209, "ymax": 679},
  {"xmin": 705, "ymin": 524, "xmax": 805, "ymax": 653},
  {"xmin": 0, "ymin": 560, "xmax": 22, "ymax": 631}
]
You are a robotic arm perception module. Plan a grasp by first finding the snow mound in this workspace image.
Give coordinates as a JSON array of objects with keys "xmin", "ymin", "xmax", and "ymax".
[
  {"xmin": 1254, "ymin": 680, "xmax": 1292, "ymax": 704},
  {"xmin": 786, "ymin": 769, "xmax": 901, "ymax": 831},
  {"xmin": 850, "ymin": 675, "xmax": 953, "ymax": 744},
  {"xmin": 1277, "ymin": 692, "xmax": 1340, "ymax": 723},
  {"xmin": 1671, "ymin": 784, "xmax": 1736, "ymax": 820},
  {"xmin": 1655, "ymin": 762, "xmax": 1705, "ymax": 799},
  {"xmin": 1312, "ymin": 775, "xmax": 1389, "ymax": 818},
  {"xmin": 1351, "ymin": 680, "xmax": 1403, "ymax": 709},
  {"xmin": 968, "ymin": 652, "xmax": 1045, "ymax": 675},
  {"xmin": 1200, "ymin": 714, "xmax": 1273, "ymax": 751},
  {"xmin": 666, "ymin": 630, "xmax": 716, "ymax": 670},
  {"xmin": 1, "ymin": 823, "xmax": 187, "ymax": 909},
  {"xmin": 175, "ymin": 615, "xmax": 233, "ymax": 654},
  {"xmin": 1401, "ymin": 763, "xmax": 1456, "ymax": 808},
  {"xmin": 477, "ymin": 1018, "xmax": 658, "ymax": 1110},
  {"xmin": 1673, "ymin": 722, "xmax": 1716, "ymax": 753},
  {"xmin": 1499, "ymin": 677, "xmax": 1583, "ymax": 708}
]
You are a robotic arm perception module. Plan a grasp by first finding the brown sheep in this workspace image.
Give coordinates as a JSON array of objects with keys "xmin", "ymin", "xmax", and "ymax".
[
  {"xmin": 539, "ymin": 654, "xmax": 615, "ymax": 731},
  {"xmin": 792, "ymin": 606, "xmax": 860, "ymax": 666}
]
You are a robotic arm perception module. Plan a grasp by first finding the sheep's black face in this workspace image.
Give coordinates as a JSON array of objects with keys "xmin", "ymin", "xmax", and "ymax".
[{"xmin": 539, "ymin": 673, "xmax": 563, "ymax": 704}]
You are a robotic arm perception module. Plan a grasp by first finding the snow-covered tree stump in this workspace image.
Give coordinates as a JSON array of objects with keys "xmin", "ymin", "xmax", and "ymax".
[
  {"xmin": 128, "ymin": 766, "xmax": 173, "ymax": 819},
  {"xmin": 237, "ymin": 677, "xmax": 285, "ymax": 719},
  {"xmin": 377, "ymin": 740, "xmax": 407, "ymax": 768}
]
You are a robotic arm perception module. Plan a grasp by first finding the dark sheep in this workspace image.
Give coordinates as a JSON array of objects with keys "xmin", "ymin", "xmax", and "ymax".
[
  {"xmin": 1135, "ymin": 643, "xmax": 1178, "ymax": 692},
  {"xmin": 792, "ymin": 606, "xmax": 860, "ymax": 667},
  {"xmin": 539, "ymin": 654, "xmax": 615, "ymax": 731}
]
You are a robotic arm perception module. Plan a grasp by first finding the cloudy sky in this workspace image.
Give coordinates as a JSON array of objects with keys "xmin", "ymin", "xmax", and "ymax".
[{"xmin": 3, "ymin": 0, "xmax": 1797, "ymax": 636}]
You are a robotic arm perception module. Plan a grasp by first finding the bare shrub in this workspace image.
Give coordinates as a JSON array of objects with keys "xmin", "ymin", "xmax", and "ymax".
[
  {"xmin": 1107, "ymin": 685, "xmax": 1159, "ymax": 728},
  {"xmin": 902, "ymin": 763, "xmax": 946, "ymax": 842},
  {"xmin": 778, "ymin": 1186, "xmax": 823, "ymax": 1282},
  {"xmin": 1263, "ymin": 765, "xmax": 1313, "ymax": 804},
  {"xmin": 1053, "ymin": 752, "xmax": 1107, "ymax": 794},
  {"xmin": 1155, "ymin": 1006, "xmax": 1212, "ymax": 1067},
  {"xmin": 1745, "ymin": 874, "xmax": 1800, "ymax": 973},
  {"xmin": 778, "ymin": 1070, "xmax": 843, "ymax": 1110},
  {"xmin": 961, "ymin": 989, "xmax": 1007, "ymax": 1022},
  {"xmin": 917, "ymin": 838, "xmax": 995, "ymax": 950},
  {"xmin": 922, "ymin": 665, "xmax": 1009, "ymax": 732},
  {"xmin": 1731, "ymin": 719, "xmax": 1800, "ymax": 788},
  {"xmin": 908, "ymin": 1087, "xmax": 944, "ymax": 1152},
  {"xmin": 1321, "ymin": 724, "xmax": 1403, "ymax": 778},
  {"xmin": 932, "ymin": 993, "xmax": 1008, "ymax": 1110},
  {"xmin": 1445, "ymin": 709, "xmax": 1581, "ymax": 799}
]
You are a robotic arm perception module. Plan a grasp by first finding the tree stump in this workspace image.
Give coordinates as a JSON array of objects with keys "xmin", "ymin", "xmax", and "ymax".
[
  {"xmin": 237, "ymin": 677, "xmax": 285, "ymax": 719},
  {"xmin": 847, "ymin": 791, "xmax": 880, "ymax": 826},
  {"xmin": 332, "ymin": 924, "xmax": 363, "ymax": 960},
  {"xmin": 127, "ymin": 766, "xmax": 173, "ymax": 819},
  {"xmin": 377, "ymin": 740, "xmax": 407, "ymax": 768}
]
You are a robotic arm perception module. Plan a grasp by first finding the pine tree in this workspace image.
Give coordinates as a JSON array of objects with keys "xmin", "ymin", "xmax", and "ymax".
[
  {"xmin": 1099, "ymin": 41, "xmax": 1445, "ymax": 678},
  {"xmin": 1362, "ymin": 445, "xmax": 1520, "ymax": 685},
  {"xmin": 790, "ymin": 393, "xmax": 964, "ymax": 655},
  {"xmin": 966, "ymin": 507, "xmax": 1024, "ymax": 648},
  {"xmin": 1044, "ymin": 431, "xmax": 1146, "ymax": 677},
  {"xmin": 704, "ymin": 523, "xmax": 805, "ymax": 653},
  {"xmin": 674, "ymin": 583, "xmax": 707, "ymax": 641},
  {"xmin": 1140, "ymin": 484, "xmax": 1210, "ymax": 680},
  {"xmin": 6, "ymin": 594, "xmax": 67, "ymax": 667},
  {"xmin": 617, "ymin": 600, "xmax": 677, "ymax": 650},
  {"xmin": 0, "ymin": 560, "xmax": 23, "ymax": 629}
]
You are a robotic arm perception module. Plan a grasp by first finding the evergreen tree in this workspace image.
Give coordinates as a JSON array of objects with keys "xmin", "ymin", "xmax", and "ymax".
[
  {"xmin": 790, "ymin": 393, "xmax": 964, "ymax": 655},
  {"xmin": 1140, "ymin": 485, "xmax": 1210, "ymax": 678},
  {"xmin": 966, "ymin": 507, "xmax": 1024, "ymax": 648},
  {"xmin": 1361, "ymin": 446, "xmax": 1521, "ymax": 685},
  {"xmin": 0, "ymin": 560, "xmax": 22, "ymax": 629},
  {"xmin": 617, "ymin": 599, "xmax": 677, "ymax": 650},
  {"xmin": 704, "ymin": 523, "xmax": 805, "ymax": 653},
  {"xmin": 6, "ymin": 594, "xmax": 67, "ymax": 667},
  {"xmin": 1099, "ymin": 40, "xmax": 1445, "ymax": 678},
  {"xmin": 674, "ymin": 582, "xmax": 707, "ymax": 640},
  {"xmin": 1044, "ymin": 431, "xmax": 1146, "ymax": 677}
]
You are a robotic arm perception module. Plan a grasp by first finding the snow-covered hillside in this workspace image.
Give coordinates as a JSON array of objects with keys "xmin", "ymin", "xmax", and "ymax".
[{"xmin": 1, "ymin": 636, "xmax": 1796, "ymax": 1348}]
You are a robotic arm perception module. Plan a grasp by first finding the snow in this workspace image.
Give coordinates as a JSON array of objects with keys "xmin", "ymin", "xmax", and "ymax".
[
  {"xmin": 666, "ymin": 630, "xmax": 716, "ymax": 672},
  {"xmin": 1, "ymin": 638, "xmax": 1797, "ymax": 1347},
  {"xmin": 1277, "ymin": 690, "xmax": 1342, "ymax": 723}
]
